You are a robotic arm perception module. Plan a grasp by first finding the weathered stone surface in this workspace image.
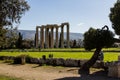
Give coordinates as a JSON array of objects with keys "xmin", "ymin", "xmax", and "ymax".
[
  {"xmin": 35, "ymin": 23, "xmax": 70, "ymax": 48},
  {"xmin": 108, "ymin": 61, "xmax": 120, "ymax": 78},
  {"xmin": 65, "ymin": 59, "xmax": 80, "ymax": 67}
]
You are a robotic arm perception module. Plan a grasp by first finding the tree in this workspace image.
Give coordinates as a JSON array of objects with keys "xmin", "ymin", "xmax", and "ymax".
[
  {"xmin": 5, "ymin": 27, "xmax": 19, "ymax": 48},
  {"xmin": 16, "ymin": 32, "xmax": 23, "ymax": 48},
  {"xmin": 109, "ymin": 0, "xmax": 120, "ymax": 35},
  {"xmin": 79, "ymin": 26, "xmax": 114, "ymax": 74},
  {"xmin": 0, "ymin": 0, "xmax": 30, "ymax": 49},
  {"xmin": 0, "ymin": 28, "xmax": 7, "ymax": 49},
  {"xmin": 0, "ymin": 0, "xmax": 30, "ymax": 27},
  {"xmin": 69, "ymin": 40, "xmax": 73, "ymax": 48},
  {"xmin": 22, "ymin": 39, "xmax": 34, "ymax": 49},
  {"xmin": 78, "ymin": 39, "xmax": 83, "ymax": 47},
  {"xmin": 73, "ymin": 40, "xmax": 77, "ymax": 48}
]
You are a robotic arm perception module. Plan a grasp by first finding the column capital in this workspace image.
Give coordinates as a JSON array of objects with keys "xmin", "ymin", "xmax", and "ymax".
[
  {"xmin": 36, "ymin": 26, "xmax": 41, "ymax": 29},
  {"xmin": 61, "ymin": 22, "xmax": 69, "ymax": 26},
  {"xmin": 55, "ymin": 25, "xmax": 61, "ymax": 28},
  {"xmin": 41, "ymin": 25, "xmax": 45, "ymax": 28}
]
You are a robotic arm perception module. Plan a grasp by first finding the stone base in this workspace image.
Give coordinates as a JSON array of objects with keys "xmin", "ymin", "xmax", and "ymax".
[{"xmin": 108, "ymin": 61, "xmax": 120, "ymax": 78}]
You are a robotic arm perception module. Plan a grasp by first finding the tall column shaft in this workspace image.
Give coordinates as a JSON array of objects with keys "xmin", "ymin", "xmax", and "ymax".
[
  {"xmin": 40, "ymin": 28, "xmax": 42, "ymax": 48},
  {"xmin": 36, "ymin": 27, "xmax": 39, "ymax": 48},
  {"xmin": 40, "ymin": 27, "xmax": 44, "ymax": 48},
  {"xmin": 67, "ymin": 24, "xmax": 70, "ymax": 48},
  {"xmin": 56, "ymin": 27, "xmax": 59, "ymax": 48},
  {"xmin": 61, "ymin": 26, "xmax": 64, "ymax": 48},
  {"xmin": 47, "ymin": 28, "xmax": 49, "ymax": 48},
  {"xmin": 51, "ymin": 27, "xmax": 54, "ymax": 48},
  {"xmin": 45, "ymin": 28, "xmax": 48, "ymax": 48}
]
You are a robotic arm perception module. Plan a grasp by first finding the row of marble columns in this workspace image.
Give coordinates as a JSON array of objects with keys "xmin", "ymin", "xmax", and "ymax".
[{"xmin": 35, "ymin": 23, "xmax": 70, "ymax": 48}]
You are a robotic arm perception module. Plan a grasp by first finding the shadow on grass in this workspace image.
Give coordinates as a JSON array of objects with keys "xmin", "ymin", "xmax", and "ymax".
[{"xmin": 55, "ymin": 70, "xmax": 119, "ymax": 80}]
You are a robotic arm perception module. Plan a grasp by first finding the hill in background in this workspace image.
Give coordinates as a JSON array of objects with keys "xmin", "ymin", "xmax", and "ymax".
[{"xmin": 19, "ymin": 30, "xmax": 83, "ymax": 40}]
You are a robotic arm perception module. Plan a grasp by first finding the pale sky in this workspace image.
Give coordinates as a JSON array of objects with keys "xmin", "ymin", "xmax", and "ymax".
[{"xmin": 18, "ymin": 0, "xmax": 117, "ymax": 33}]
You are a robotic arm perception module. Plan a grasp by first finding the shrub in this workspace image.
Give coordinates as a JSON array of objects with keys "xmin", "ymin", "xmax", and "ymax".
[
  {"xmin": 39, "ymin": 58, "xmax": 46, "ymax": 66},
  {"xmin": 29, "ymin": 58, "xmax": 40, "ymax": 64},
  {"xmin": 42, "ymin": 55, "xmax": 46, "ymax": 60},
  {"xmin": 25, "ymin": 55, "xmax": 32, "ymax": 63},
  {"xmin": 48, "ymin": 54, "xmax": 53, "ymax": 58}
]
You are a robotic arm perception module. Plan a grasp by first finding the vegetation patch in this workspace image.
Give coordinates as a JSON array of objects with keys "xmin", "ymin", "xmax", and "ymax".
[
  {"xmin": 0, "ymin": 75, "xmax": 22, "ymax": 80},
  {"xmin": 0, "ymin": 51, "xmax": 119, "ymax": 62}
]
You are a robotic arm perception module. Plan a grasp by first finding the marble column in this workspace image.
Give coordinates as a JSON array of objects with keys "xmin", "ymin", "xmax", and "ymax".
[
  {"xmin": 47, "ymin": 27, "xmax": 49, "ymax": 48},
  {"xmin": 56, "ymin": 26, "xmax": 59, "ymax": 48},
  {"xmin": 45, "ymin": 28, "xmax": 47, "ymax": 48},
  {"xmin": 40, "ymin": 27, "xmax": 42, "ymax": 48},
  {"xmin": 40, "ymin": 27, "xmax": 44, "ymax": 48},
  {"xmin": 61, "ymin": 25, "xmax": 64, "ymax": 48},
  {"xmin": 35, "ymin": 27, "xmax": 39, "ymax": 48},
  {"xmin": 51, "ymin": 27, "xmax": 54, "ymax": 48},
  {"xmin": 67, "ymin": 23, "xmax": 70, "ymax": 48}
]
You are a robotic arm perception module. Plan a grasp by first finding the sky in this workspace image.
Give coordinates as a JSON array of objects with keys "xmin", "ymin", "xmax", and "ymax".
[{"xmin": 18, "ymin": 0, "xmax": 117, "ymax": 33}]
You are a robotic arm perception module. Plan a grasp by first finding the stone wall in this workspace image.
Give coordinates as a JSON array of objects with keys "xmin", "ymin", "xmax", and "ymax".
[{"xmin": 0, "ymin": 55, "xmax": 106, "ymax": 68}]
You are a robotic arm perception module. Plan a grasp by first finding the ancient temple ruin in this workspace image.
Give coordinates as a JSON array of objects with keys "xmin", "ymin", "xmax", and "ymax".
[{"xmin": 35, "ymin": 22, "xmax": 70, "ymax": 48}]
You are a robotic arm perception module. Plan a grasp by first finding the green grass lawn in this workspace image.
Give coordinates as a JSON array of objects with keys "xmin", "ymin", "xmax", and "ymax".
[
  {"xmin": 0, "ymin": 51, "xmax": 119, "ymax": 62},
  {"xmin": 1, "ymin": 48, "xmax": 120, "ymax": 52},
  {"xmin": 0, "ymin": 75, "xmax": 22, "ymax": 80}
]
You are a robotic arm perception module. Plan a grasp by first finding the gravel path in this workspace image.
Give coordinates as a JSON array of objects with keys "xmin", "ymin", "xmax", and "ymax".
[{"xmin": 0, "ymin": 62, "xmax": 119, "ymax": 80}]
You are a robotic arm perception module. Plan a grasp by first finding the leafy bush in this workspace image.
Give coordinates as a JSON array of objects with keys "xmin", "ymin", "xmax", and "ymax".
[{"xmin": 29, "ymin": 58, "xmax": 40, "ymax": 64}]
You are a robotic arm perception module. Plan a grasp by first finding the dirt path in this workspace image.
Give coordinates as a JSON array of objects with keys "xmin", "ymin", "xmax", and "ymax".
[
  {"xmin": 0, "ymin": 62, "xmax": 119, "ymax": 80},
  {"xmin": 0, "ymin": 62, "xmax": 80, "ymax": 80}
]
